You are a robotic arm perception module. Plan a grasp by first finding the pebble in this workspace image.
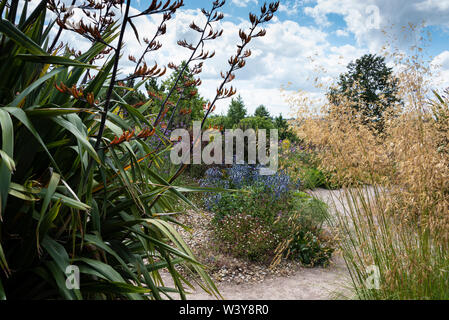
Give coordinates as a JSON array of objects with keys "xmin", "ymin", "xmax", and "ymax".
[{"xmin": 172, "ymin": 209, "xmax": 303, "ymax": 285}]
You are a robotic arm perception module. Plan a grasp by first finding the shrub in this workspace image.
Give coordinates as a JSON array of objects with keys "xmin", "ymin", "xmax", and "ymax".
[
  {"xmin": 273, "ymin": 192, "xmax": 334, "ymax": 267},
  {"xmin": 285, "ymin": 227, "xmax": 334, "ymax": 267},
  {"xmin": 213, "ymin": 213, "xmax": 279, "ymax": 262},
  {"xmin": 279, "ymin": 144, "xmax": 340, "ymax": 190},
  {"xmin": 202, "ymin": 163, "xmax": 334, "ymax": 266},
  {"xmin": 201, "ymin": 163, "xmax": 296, "ymax": 224},
  {"xmin": 300, "ymin": 167, "xmax": 327, "ymax": 189},
  {"xmin": 208, "ymin": 184, "xmax": 291, "ymax": 224}
]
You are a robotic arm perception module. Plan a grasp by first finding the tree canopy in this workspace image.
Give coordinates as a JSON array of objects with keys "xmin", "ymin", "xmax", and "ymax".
[
  {"xmin": 328, "ymin": 53, "xmax": 401, "ymax": 132},
  {"xmin": 227, "ymin": 95, "xmax": 247, "ymax": 127},
  {"xmin": 254, "ymin": 105, "xmax": 271, "ymax": 119}
]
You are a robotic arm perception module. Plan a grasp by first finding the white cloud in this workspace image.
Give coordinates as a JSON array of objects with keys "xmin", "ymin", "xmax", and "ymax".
[
  {"xmin": 304, "ymin": 0, "xmax": 449, "ymax": 51},
  {"xmin": 278, "ymin": 0, "xmax": 302, "ymax": 16},
  {"xmin": 430, "ymin": 50, "xmax": 449, "ymax": 89},
  {"xmin": 335, "ymin": 29, "xmax": 349, "ymax": 37},
  {"xmin": 41, "ymin": 1, "xmax": 449, "ymax": 117},
  {"xmin": 72, "ymin": 6, "xmax": 364, "ymax": 115},
  {"xmin": 35, "ymin": 2, "xmax": 366, "ymax": 116},
  {"xmin": 231, "ymin": 0, "xmax": 258, "ymax": 8}
]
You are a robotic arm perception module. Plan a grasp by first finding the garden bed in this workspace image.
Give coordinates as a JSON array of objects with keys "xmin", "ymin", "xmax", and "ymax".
[{"xmin": 174, "ymin": 209, "xmax": 305, "ymax": 284}]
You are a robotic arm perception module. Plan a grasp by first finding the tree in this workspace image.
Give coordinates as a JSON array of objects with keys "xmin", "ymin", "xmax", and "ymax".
[
  {"xmin": 227, "ymin": 95, "xmax": 247, "ymax": 127},
  {"xmin": 238, "ymin": 116, "xmax": 274, "ymax": 131},
  {"xmin": 254, "ymin": 105, "xmax": 271, "ymax": 119},
  {"xmin": 328, "ymin": 54, "xmax": 400, "ymax": 132},
  {"xmin": 274, "ymin": 114, "xmax": 297, "ymax": 141}
]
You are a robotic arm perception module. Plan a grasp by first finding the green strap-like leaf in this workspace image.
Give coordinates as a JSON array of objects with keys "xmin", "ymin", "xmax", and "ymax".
[
  {"xmin": 52, "ymin": 116, "xmax": 101, "ymax": 164},
  {"xmin": 76, "ymin": 258, "xmax": 141, "ymax": 300},
  {"xmin": 3, "ymin": 106, "xmax": 62, "ymax": 173},
  {"xmin": 42, "ymin": 236, "xmax": 70, "ymax": 274},
  {"xmin": 17, "ymin": 54, "xmax": 97, "ymax": 68},
  {"xmin": 0, "ymin": 18, "xmax": 45, "ymax": 54},
  {"xmin": 0, "ymin": 242, "xmax": 10, "ymax": 276},
  {"xmin": 36, "ymin": 172, "xmax": 60, "ymax": 244},
  {"xmin": 0, "ymin": 149, "xmax": 15, "ymax": 172},
  {"xmin": 6, "ymin": 67, "xmax": 63, "ymax": 109},
  {"xmin": 82, "ymin": 282, "xmax": 151, "ymax": 295},
  {"xmin": 0, "ymin": 277, "xmax": 6, "ymax": 300},
  {"xmin": 26, "ymin": 107, "xmax": 91, "ymax": 118},
  {"xmin": 0, "ymin": 109, "xmax": 13, "ymax": 217}
]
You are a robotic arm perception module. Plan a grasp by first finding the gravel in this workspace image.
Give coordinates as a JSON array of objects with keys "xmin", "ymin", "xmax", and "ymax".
[{"xmin": 173, "ymin": 209, "xmax": 312, "ymax": 285}]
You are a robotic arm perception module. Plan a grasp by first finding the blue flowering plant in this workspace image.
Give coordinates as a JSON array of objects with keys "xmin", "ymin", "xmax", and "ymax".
[
  {"xmin": 200, "ymin": 163, "xmax": 298, "ymax": 223},
  {"xmin": 200, "ymin": 162, "xmax": 334, "ymax": 265}
]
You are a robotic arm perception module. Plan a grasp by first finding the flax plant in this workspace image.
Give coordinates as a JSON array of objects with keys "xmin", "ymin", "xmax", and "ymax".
[{"xmin": 0, "ymin": 0, "xmax": 279, "ymax": 300}]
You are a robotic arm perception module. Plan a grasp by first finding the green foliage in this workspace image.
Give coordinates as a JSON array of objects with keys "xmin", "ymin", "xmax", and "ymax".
[
  {"xmin": 207, "ymin": 98, "xmax": 298, "ymax": 144},
  {"xmin": 213, "ymin": 213, "xmax": 279, "ymax": 262},
  {"xmin": 0, "ymin": 2, "xmax": 220, "ymax": 300},
  {"xmin": 205, "ymin": 114, "xmax": 229, "ymax": 129},
  {"xmin": 237, "ymin": 116, "xmax": 274, "ymax": 131},
  {"xmin": 279, "ymin": 144, "xmax": 342, "ymax": 191},
  {"xmin": 282, "ymin": 226, "xmax": 334, "ymax": 266},
  {"xmin": 254, "ymin": 105, "xmax": 271, "ymax": 119},
  {"xmin": 204, "ymin": 166, "xmax": 333, "ymax": 266},
  {"xmin": 274, "ymin": 114, "xmax": 297, "ymax": 141},
  {"xmin": 160, "ymin": 61, "xmax": 207, "ymax": 125},
  {"xmin": 117, "ymin": 79, "xmax": 148, "ymax": 106},
  {"xmin": 227, "ymin": 95, "xmax": 247, "ymax": 127},
  {"xmin": 274, "ymin": 192, "xmax": 333, "ymax": 267},
  {"xmin": 299, "ymin": 167, "xmax": 327, "ymax": 190},
  {"xmin": 210, "ymin": 185, "xmax": 289, "ymax": 225},
  {"xmin": 328, "ymin": 54, "xmax": 401, "ymax": 132}
]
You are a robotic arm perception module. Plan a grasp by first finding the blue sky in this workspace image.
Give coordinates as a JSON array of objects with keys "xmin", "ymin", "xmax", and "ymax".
[{"xmin": 64, "ymin": 0, "xmax": 449, "ymax": 117}]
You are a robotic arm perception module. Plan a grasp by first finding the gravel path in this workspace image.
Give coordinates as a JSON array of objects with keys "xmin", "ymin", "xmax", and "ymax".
[
  {"xmin": 164, "ymin": 188, "xmax": 360, "ymax": 300},
  {"xmin": 185, "ymin": 256, "xmax": 351, "ymax": 300}
]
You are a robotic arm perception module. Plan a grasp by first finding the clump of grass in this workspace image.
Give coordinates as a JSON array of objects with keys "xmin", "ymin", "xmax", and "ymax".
[
  {"xmin": 288, "ymin": 34, "xmax": 449, "ymax": 299},
  {"xmin": 331, "ymin": 186, "xmax": 449, "ymax": 300}
]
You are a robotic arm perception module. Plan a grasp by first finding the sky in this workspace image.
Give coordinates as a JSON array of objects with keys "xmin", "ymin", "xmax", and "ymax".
[{"xmin": 34, "ymin": 0, "xmax": 449, "ymax": 117}]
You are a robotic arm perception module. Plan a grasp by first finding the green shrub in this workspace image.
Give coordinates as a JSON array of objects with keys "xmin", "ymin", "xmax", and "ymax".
[
  {"xmin": 300, "ymin": 167, "xmax": 327, "ymax": 189},
  {"xmin": 204, "ymin": 164, "xmax": 334, "ymax": 266},
  {"xmin": 273, "ymin": 192, "xmax": 334, "ymax": 267},
  {"xmin": 213, "ymin": 213, "xmax": 279, "ymax": 262},
  {"xmin": 210, "ymin": 184, "xmax": 290, "ymax": 225},
  {"xmin": 285, "ymin": 227, "xmax": 334, "ymax": 267},
  {"xmin": 279, "ymin": 145, "xmax": 342, "ymax": 190}
]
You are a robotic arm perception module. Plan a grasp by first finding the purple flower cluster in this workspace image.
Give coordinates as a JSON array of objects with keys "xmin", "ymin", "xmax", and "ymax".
[{"xmin": 200, "ymin": 162, "xmax": 300, "ymax": 210}]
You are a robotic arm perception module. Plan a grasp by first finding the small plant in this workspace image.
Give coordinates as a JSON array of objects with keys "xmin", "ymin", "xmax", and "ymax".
[
  {"xmin": 213, "ymin": 213, "xmax": 279, "ymax": 262},
  {"xmin": 201, "ymin": 163, "xmax": 333, "ymax": 266},
  {"xmin": 201, "ymin": 163, "xmax": 295, "ymax": 223},
  {"xmin": 273, "ymin": 192, "xmax": 334, "ymax": 267},
  {"xmin": 285, "ymin": 227, "xmax": 334, "ymax": 267},
  {"xmin": 299, "ymin": 167, "xmax": 326, "ymax": 189},
  {"xmin": 279, "ymin": 143, "xmax": 339, "ymax": 190}
]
